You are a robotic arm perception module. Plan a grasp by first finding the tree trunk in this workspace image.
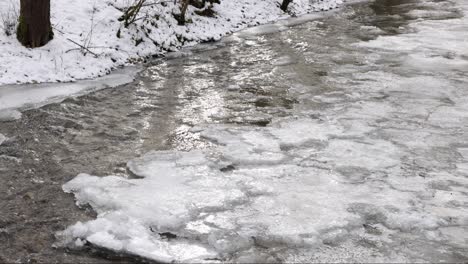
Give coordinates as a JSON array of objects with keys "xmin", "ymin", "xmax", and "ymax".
[
  {"xmin": 281, "ymin": 0, "xmax": 293, "ymax": 12},
  {"xmin": 178, "ymin": 0, "xmax": 190, "ymax": 25},
  {"xmin": 17, "ymin": 0, "xmax": 53, "ymax": 48}
]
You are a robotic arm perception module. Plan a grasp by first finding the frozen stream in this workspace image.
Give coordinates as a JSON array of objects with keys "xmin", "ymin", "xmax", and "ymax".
[{"xmin": 1, "ymin": 0, "xmax": 468, "ymax": 262}]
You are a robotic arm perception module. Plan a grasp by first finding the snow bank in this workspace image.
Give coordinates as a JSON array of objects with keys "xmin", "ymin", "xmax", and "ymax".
[{"xmin": 0, "ymin": 0, "xmax": 343, "ymax": 85}]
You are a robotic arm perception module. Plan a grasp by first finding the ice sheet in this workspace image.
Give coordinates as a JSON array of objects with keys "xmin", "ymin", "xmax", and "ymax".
[{"xmin": 0, "ymin": 67, "xmax": 138, "ymax": 113}]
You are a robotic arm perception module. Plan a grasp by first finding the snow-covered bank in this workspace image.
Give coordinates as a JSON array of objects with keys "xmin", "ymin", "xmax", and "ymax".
[
  {"xmin": 0, "ymin": 0, "xmax": 343, "ymax": 85},
  {"xmin": 0, "ymin": 67, "xmax": 139, "ymax": 120}
]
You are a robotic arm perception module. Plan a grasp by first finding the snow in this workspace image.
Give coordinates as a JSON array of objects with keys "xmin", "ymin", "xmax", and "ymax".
[
  {"xmin": 57, "ymin": 0, "xmax": 468, "ymax": 262},
  {"xmin": 0, "ymin": 0, "xmax": 344, "ymax": 85}
]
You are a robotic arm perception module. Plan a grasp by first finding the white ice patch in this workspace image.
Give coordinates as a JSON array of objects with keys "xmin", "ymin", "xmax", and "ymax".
[
  {"xmin": 58, "ymin": 117, "xmax": 453, "ymax": 262},
  {"xmin": 0, "ymin": 109, "xmax": 22, "ymax": 122},
  {"xmin": 358, "ymin": 3, "xmax": 468, "ymax": 73},
  {"xmin": 406, "ymin": 9, "xmax": 456, "ymax": 19},
  {"xmin": 0, "ymin": 67, "xmax": 138, "ymax": 113},
  {"xmin": 269, "ymin": 118, "xmax": 342, "ymax": 145},
  {"xmin": 0, "ymin": 134, "xmax": 6, "ymax": 145},
  {"xmin": 271, "ymin": 56, "xmax": 297, "ymax": 66}
]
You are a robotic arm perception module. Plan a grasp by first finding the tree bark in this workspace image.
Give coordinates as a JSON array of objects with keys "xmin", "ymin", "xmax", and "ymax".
[
  {"xmin": 178, "ymin": 0, "xmax": 190, "ymax": 25},
  {"xmin": 281, "ymin": 0, "xmax": 293, "ymax": 12},
  {"xmin": 17, "ymin": 0, "xmax": 53, "ymax": 48}
]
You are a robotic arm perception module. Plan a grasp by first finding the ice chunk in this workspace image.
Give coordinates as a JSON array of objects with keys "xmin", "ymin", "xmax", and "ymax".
[
  {"xmin": 59, "ymin": 119, "xmax": 452, "ymax": 262},
  {"xmin": 0, "ymin": 109, "xmax": 22, "ymax": 122},
  {"xmin": 319, "ymin": 139, "xmax": 400, "ymax": 170},
  {"xmin": 269, "ymin": 118, "xmax": 342, "ymax": 147},
  {"xmin": 0, "ymin": 134, "xmax": 6, "ymax": 145},
  {"xmin": 271, "ymin": 56, "xmax": 297, "ymax": 66},
  {"xmin": 0, "ymin": 67, "xmax": 139, "ymax": 113}
]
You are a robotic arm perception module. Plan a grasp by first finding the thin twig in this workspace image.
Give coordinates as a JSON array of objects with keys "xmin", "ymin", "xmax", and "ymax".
[{"xmin": 66, "ymin": 38, "xmax": 99, "ymax": 57}]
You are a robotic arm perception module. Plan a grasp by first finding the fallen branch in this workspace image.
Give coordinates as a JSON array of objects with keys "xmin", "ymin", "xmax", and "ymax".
[{"xmin": 66, "ymin": 38, "xmax": 99, "ymax": 57}]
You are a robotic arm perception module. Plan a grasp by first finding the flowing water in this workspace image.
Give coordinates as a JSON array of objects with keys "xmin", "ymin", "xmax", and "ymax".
[{"xmin": 1, "ymin": 0, "xmax": 467, "ymax": 262}]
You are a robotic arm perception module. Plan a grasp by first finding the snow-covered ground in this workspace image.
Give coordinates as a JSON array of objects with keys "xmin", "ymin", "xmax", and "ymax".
[
  {"xmin": 56, "ymin": 0, "xmax": 468, "ymax": 262},
  {"xmin": 0, "ymin": 0, "xmax": 343, "ymax": 85}
]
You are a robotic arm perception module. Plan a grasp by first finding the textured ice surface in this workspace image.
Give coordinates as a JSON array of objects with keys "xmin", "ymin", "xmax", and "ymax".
[
  {"xmin": 0, "ymin": 109, "xmax": 22, "ymax": 122},
  {"xmin": 0, "ymin": 134, "xmax": 6, "ymax": 146},
  {"xmin": 59, "ymin": 0, "xmax": 468, "ymax": 262},
  {"xmin": 59, "ymin": 117, "xmax": 467, "ymax": 262}
]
